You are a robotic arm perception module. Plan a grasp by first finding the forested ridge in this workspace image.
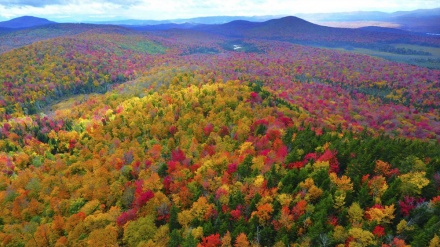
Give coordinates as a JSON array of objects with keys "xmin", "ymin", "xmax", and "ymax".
[{"xmin": 0, "ymin": 23, "xmax": 440, "ymax": 246}]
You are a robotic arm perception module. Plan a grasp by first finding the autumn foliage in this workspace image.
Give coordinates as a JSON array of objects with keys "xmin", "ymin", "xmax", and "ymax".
[{"xmin": 0, "ymin": 24, "xmax": 439, "ymax": 246}]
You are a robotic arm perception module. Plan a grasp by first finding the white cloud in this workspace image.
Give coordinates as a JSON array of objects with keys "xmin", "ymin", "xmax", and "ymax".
[
  {"xmin": 0, "ymin": 0, "xmax": 439, "ymax": 21},
  {"xmin": 0, "ymin": 2, "xmax": 122, "ymax": 21},
  {"xmin": 0, "ymin": 0, "xmax": 65, "ymax": 7}
]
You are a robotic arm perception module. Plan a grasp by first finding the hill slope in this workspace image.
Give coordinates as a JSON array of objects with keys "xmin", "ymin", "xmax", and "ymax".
[
  {"xmin": 191, "ymin": 16, "xmax": 440, "ymax": 47},
  {"xmin": 0, "ymin": 71, "xmax": 439, "ymax": 246},
  {"xmin": 0, "ymin": 16, "xmax": 439, "ymax": 247},
  {"xmin": 0, "ymin": 23, "xmax": 132, "ymax": 54},
  {"xmin": 0, "ymin": 30, "xmax": 166, "ymax": 116},
  {"xmin": 0, "ymin": 16, "xmax": 55, "ymax": 29},
  {"xmin": 101, "ymin": 15, "xmax": 440, "ymax": 49}
]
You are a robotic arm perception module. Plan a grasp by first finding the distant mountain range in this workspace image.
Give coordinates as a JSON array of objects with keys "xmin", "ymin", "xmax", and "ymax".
[
  {"xmin": 0, "ymin": 8, "xmax": 439, "ymax": 33},
  {"xmin": 92, "ymin": 15, "xmax": 283, "ymax": 26},
  {"xmin": 299, "ymin": 8, "xmax": 440, "ymax": 33},
  {"xmin": 0, "ymin": 10, "xmax": 439, "ymax": 55},
  {"xmin": 297, "ymin": 8, "xmax": 440, "ymax": 22},
  {"xmin": 93, "ymin": 8, "xmax": 440, "ymax": 33},
  {"xmin": 185, "ymin": 16, "xmax": 433, "ymax": 46},
  {"xmin": 2, "ymin": 15, "xmax": 438, "ymax": 45},
  {"xmin": 191, "ymin": 17, "xmax": 321, "ymax": 38},
  {"xmin": 0, "ymin": 16, "xmax": 55, "ymax": 29}
]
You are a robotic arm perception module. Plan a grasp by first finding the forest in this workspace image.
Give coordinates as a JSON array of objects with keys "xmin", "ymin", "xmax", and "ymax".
[{"xmin": 0, "ymin": 16, "xmax": 440, "ymax": 247}]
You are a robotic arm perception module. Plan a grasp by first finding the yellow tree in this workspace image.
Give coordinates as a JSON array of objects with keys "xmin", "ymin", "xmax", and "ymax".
[
  {"xmin": 398, "ymin": 171, "xmax": 430, "ymax": 196},
  {"xmin": 368, "ymin": 175, "xmax": 388, "ymax": 204},
  {"xmin": 365, "ymin": 204, "xmax": 395, "ymax": 225},
  {"xmin": 348, "ymin": 202, "xmax": 364, "ymax": 226},
  {"xmin": 234, "ymin": 233, "xmax": 251, "ymax": 247},
  {"xmin": 177, "ymin": 209, "xmax": 193, "ymax": 229},
  {"xmin": 429, "ymin": 235, "xmax": 440, "ymax": 247},
  {"xmin": 348, "ymin": 228, "xmax": 376, "ymax": 247},
  {"xmin": 299, "ymin": 178, "xmax": 323, "ymax": 201},
  {"xmin": 87, "ymin": 226, "xmax": 118, "ymax": 246},
  {"xmin": 190, "ymin": 196, "xmax": 214, "ymax": 221},
  {"xmin": 221, "ymin": 231, "xmax": 232, "ymax": 247},
  {"xmin": 330, "ymin": 173, "xmax": 354, "ymax": 192}
]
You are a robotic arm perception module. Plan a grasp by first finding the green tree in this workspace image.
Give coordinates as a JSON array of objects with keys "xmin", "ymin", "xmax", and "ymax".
[
  {"xmin": 169, "ymin": 205, "xmax": 181, "ymax": 231},
  {"xmin": 123, "ymin": 215, "xmax": 157, "ymax": 246}
]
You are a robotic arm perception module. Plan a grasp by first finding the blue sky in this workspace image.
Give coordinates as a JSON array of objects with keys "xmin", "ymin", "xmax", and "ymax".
[{"xmin": 0, "ymin": 0, "xmax": 439, "ymax": 21}]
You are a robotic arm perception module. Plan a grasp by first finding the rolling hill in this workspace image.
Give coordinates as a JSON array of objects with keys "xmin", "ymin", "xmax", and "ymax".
[
  {"xmin": 0, "ymin": 12, "xmax": 439, "ymax": 247},
  {"xmin": 392, "ymin": 12, "xmax": 440, "ymax": 33},
  {"xmin": 92, "ymin": 15, "xmax": 282, "ymax": 25},
  {"xmin": 0, "ymin": 16, "xmax": 55, "ymax": 29},
  {"xmin": 190, "ymin": 16, "xmax": 440, "ymax": 47},
  {"xmin": 90, "ymin": 8, "xmax": 440, "ymax": 33},
  {"xmin": 0, "ymin": 23, "xmax": 133, "ymax": 54}
]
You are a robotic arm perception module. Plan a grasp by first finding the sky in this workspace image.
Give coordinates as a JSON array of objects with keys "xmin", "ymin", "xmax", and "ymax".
[{"xmin": 0, "ymin": 0, "xmax": 439, "ymax": 22}]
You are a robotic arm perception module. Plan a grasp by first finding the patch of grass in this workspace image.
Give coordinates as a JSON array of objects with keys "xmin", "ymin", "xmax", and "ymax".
[
  {"xmin": 118, "ymin": 40, "xmax": 166, "ymax": 54},
  {"xmin": 393, "ymin": 44, "xmax": 440, "ymax": 56},
  {"xmin": 350, "ymin": 48, "xmax": 440, "ymax": 69}
]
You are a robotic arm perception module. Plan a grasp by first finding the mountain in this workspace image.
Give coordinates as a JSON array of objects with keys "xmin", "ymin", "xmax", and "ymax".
[
  {"xmin": 193, "ymin": 16, "xmax": 323, "ymax": 36},
  {"xmin": 299, "ymin": 8, "xmax": 440, "ymax": 33},
  {"xmin": 4, "ymin": 8, "xmax": 438, "ymax": 33},
  {"xmin": 390, "ymin": 9, "xmax": 440, "ymax": 33},
  {"xmin": 0, "ymin": 16, "xmax": 56, "ymax": 29},
  {"xmin": 99, "ymin": 8, "xmax": 438, "ymax": 31},
  {"xmin": 193, "ymin": 20, "xmax": 262, "ymax": 37},
  {"xmin": 123, "ymin": 23, "xmax": 197, "ymax": 31},
  {"xmin": 92, "ymin": 19, "xmax": 172, "ymax": 26},
  {"xmin": 3, "ymin": 15, "xmax": 434, "ymax": 53},
  {"xmin": 297, "ymin": 11, "xmax": 389, "ymax": 22},
  {"xmin": 194, "ymin": 16, "xmax": 384, "ymax": 40},
  {"xmin": 390, "ymin": 8, "xmax": 440, "ymax": 17},
  {"xmin": 125, "ymin": 15, "xmax": 418, "ymax": 44},
  {"xmin": 172, "ymin": 15, "xmax": 282, "ymax": 24},
  {"xmin": 93, "ymin": 15, "xmax": 282, "ymax": 26},
  {"xmin": 247, "ymin": 16, "xmax": 326, "ymax": 35},
  {"xmin": 190, "ymin": 16, "xmax": 431, "ymax": 46}
]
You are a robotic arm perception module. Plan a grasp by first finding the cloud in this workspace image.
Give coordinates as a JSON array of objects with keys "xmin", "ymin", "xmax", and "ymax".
[
  {"xmin": 0, "ymin": 2, "xmax": 123, "ymax": 20},
  {"xmin": 96, "ymin": 0, "xmax": 142, "ymax": 6},
  {"xmin": 1, "ymin": 0, "xmax": 66, "ymax": 7},
  {"xmin": 1, "ymin": 0, "xmax": 141, "ymax": 8},
  {"xmin": 0, "ymin": 0, "xmax": 439, "ymax": 21}
]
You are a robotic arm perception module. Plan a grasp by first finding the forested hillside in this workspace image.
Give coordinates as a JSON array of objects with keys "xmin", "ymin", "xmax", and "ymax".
[{"xmin": 0, "ymin": 20, "xmax": 439, "ymax": 246}]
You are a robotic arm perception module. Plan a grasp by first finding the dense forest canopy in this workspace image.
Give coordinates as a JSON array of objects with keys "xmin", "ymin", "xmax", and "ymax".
[{"xmin": 0, "ymin": 18, "xmax": 440, "ymax": 246}]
